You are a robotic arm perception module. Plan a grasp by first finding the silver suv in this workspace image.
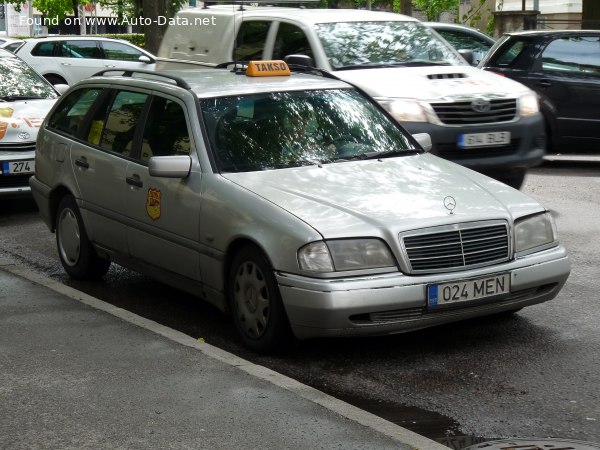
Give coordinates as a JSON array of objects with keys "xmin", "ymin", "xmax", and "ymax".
[{"xmin": 30, "ymin": 64, "xmax": 570, "ymax": 352}]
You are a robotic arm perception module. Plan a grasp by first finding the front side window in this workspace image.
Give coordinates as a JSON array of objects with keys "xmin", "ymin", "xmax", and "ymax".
[
  {"xmin": 87, "ymin": 91, "xmax": 149, "ymax": 155},
  {"xmin": 233, "ymin": 21, "xmax": 270, "ymax": 61},
  {"xmin": 493, "ymin": 38, "xmax": 529, "ymax": 67},
  {"xmin": 202, "ymin": 88, "xmax": 415, "ymax": 173},
  {"xmin": 48, "ymin": 88, "xmax": 101, "ymax": 135},
  {"xmin": 541, "ymin": 36, "xmax": 600, "ymax": 75},
  {"xmin": 0, "ymin": 58, "xmax": 58, "ymax": 101},
  {"xmin": 140, "ymin": 98, "xmax": 191, "ymax": 163},
  {"xmin": 101, "ymin": 41, "xmax": 144, "ymax": 61},
  {"xmin": 272, "ymin": 22, "xmax": 313, "ymax": 60},
  {"xmin": 315, "ymin": 21, "xmax": 465, "ymax": 69}
]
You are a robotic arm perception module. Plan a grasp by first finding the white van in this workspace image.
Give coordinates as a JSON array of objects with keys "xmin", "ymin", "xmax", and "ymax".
[{"xmin": 157, "ymin": 6, "xmax": 546, "ymax": 188}]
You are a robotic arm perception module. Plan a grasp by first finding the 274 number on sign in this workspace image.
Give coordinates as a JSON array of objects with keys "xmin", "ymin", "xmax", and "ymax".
[
  {"xmin": 1, "ymin": 160, "xmax": 35, "ymax": 175},
  {"xmin": 427, "ymin": 273, "xmax": 510, "ymax": 308}
]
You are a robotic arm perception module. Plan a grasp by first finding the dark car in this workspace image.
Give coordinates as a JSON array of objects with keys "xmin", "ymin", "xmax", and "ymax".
[
  {"xmin": 479, "ymin": 30, "xmax": 600, "ymax": 152},
  {"xmin": 424, "ymin": 22, "xmax": 495, "ymax": 66}
]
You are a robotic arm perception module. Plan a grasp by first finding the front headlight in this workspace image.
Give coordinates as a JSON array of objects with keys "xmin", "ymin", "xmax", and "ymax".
[
  {"xmin": 518, "ymin": 91, "xmax": 539, "ymax": 117},
  {"xmin": 379, "ymin": 99, "xmax": 430, "ymax": 123},
  {"xmin": 298, "ymin": 239, "xmax": 396, "ymax": 273},
  {"xmin": 514, "ymin": 212, "xmax": 557, "ymax": 254}
]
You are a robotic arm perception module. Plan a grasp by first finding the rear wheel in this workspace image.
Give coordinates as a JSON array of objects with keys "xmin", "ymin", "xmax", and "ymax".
[
  {"xmin": 227, "ymin": 244, "xmax": 293, "ymax": 353},
  {"xmin": 56, "ymin": 195, "xmax": 110, "ymax": 280}
]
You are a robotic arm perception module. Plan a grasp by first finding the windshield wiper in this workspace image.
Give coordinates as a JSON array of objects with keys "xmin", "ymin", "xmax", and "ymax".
[
  {"xmin": 336, "ymin": 61, "xmax": 451, "ymax": 71},
  {"xmin": 0, "ymin": 95, "xmax": 46, "ymax": 101},
  {"xmin": 329, "ymin": 149, "xmax": 420, "ymax": 163}
]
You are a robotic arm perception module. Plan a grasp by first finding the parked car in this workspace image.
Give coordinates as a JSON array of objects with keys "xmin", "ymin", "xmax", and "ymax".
[
  {"xmin": 423, "ymin": 22, "xmax": 495, "ymax": 66},
  {"xmin": 479, "ymin": 30, "xmax": 600, "ymax": 152},
  {"xmin": 0, "ymin": 37, "xmax": 25, "ymax": 53},
  {"xmin": 29, "ymin": 62, "xmax": 570, "ymax": 353},
  {"xmin": 156, "ymin": 7, "xmax": 547, "ymax": 189},
  {"xmin": 15, "ymin": 36, "xmax": 155, "ymax": 86},
  {"xmin": 0, "ymin": 49, "xmax": 62, "ymax": 197}
]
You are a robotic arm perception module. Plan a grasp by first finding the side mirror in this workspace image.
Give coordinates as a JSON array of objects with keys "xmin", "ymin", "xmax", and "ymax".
[
  {"xmin": 458, "ymin": 49, "xmax": 474, "ymax": 65},
  {"xmin": 284, "ymin": 54, "xmax": 315, "ymax": 68},
  {"xmin": 139, "ymin": 55, "xmax": 154, "ymax": 64},
  {"xmin": 149, "ymin": 155, "xmax": 191, "ymax": 178},
  {"xmin": 412, "ymin": 133, "xmax": 432, "ymax": 152}
]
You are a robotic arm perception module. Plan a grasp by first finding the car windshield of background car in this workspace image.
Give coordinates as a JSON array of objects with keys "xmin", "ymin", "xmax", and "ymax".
[
  {"xmin": 202, "ymin": 88, "xmax": 416, "ymax": 172},
  {"xmin": 315, "ymin": 21, "xmax": 466, "ymax": 70},
  {"xmin": 0, "ymin": 59, "xmax": 58, "ymax": 100}
]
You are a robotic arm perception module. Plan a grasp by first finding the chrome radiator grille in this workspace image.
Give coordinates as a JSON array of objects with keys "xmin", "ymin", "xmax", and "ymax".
[
  {"xmin": 430, "ymin": 99, "xmax": 517, "ymax": 125},
  {"xmin": 401, "ymin": 222, "xmax": 510, "ymax": 274}
]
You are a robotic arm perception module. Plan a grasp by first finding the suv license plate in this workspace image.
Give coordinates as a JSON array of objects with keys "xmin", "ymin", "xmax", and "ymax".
[
  {"xmin": 1, "ymin": 160, "xmax": 35, "ymax": 175},
  {"xmin": 427, "ymin": 273, "xmax": 510, "ymax": 308},
  {"xmin": 458, "ymin": 132, "xmax": 510, "ymax": 148}
]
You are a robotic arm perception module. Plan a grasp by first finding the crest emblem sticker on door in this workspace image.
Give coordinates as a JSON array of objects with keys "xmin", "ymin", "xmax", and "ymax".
[{"xmin": 146, "ymin": 188, "xmax": 161, "ymax": 220}]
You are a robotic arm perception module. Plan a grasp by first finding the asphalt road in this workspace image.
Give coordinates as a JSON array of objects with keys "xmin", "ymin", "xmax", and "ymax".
[{"xmin": 1, "ymin": 158, "xmax": 599, "ymax": 447}]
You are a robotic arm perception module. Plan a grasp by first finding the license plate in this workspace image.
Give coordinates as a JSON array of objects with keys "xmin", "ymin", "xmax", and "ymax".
[
  {"xmin": 457, "ymin": 131, "xmax": 510, "ymax": 148},
  {"xmin": 427, "ymin": 273, "xmax": 510, "ymax": 308},
  {"xmin": 1, "ymin": 160, "xmax": 35, "ymax": 175}
]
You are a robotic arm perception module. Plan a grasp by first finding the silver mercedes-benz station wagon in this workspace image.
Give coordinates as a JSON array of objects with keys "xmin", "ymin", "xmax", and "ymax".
[{"xmin": 30, "ymin": 61, "xmax": 571, "ymax": 353}]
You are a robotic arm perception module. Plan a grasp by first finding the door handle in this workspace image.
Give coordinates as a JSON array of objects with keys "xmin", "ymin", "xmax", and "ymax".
[
  {"xmin": 61, "ymin": 62, "xmax": 72, "ymax": 66},
  {"xmin": 537, "ymin": 80, "xmax": 552, "ymax": 88},
  {"xmin": 126, "ymin": 174, "xmax": 143, "ymax": 188},
  {"xmin": 75, "ymin": 157, "xmax": 89, "ymax": 169},
  {"xmin": 104, "ymin": 64, "xmax": 117, "ymax": 68}
]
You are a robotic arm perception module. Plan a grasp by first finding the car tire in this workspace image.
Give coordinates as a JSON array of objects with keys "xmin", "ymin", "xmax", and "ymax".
[
  {"xmin": 492, "ymin": 168, "xmax": 527, "ymax": 190},
  {"xmin": 227, "ymin": 244, "xmax": 294, "ymax": 353},
  {"xmin": 45, "ymin": 74, "xmax": 68, "ymax": 86},
  {"xmin": 56, "ymin": 195, "xmax": 110, "ymax": 280}
]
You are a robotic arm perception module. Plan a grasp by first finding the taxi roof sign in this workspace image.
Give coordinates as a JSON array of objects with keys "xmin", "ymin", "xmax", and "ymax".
[{"xmin": 246, "ymin": 60, "xmax": 291, "ymax": 77}]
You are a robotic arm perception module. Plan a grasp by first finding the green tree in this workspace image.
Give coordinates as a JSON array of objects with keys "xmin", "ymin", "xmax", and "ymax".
[
  {"xmin": 6, "ymin": 0, "xmax": 90, "ymax": 22},
  {"xmin": 412, "ymin": 0, "xmax": 459, "ymax": 21}
]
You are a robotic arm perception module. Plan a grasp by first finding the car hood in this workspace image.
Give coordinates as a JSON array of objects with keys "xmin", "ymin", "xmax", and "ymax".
[
  {"xmin": 332, "ymin": 65, "xmax": 530, "ymax": 100},
  {"xmin": 222, "ymin": 154, "xmax": 542, "ymax": 238},
  {"xmin": 0, "ymin": 99, "xmax": 56, "ymax": 146}
]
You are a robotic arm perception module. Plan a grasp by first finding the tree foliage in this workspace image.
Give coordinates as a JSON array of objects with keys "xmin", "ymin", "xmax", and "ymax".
[{"xmin": 411, "ymin": 0, "xmax": 459, "ymax": 21}]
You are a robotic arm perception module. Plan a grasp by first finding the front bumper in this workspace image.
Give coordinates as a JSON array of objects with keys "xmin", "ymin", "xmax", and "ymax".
[
  {"xmin": 402, "ymin": 115, "xmax": 546, "ymax": 171},
  {"xmin": 277, "ymin": 245, "xmax": 570, "ymax": 340}
]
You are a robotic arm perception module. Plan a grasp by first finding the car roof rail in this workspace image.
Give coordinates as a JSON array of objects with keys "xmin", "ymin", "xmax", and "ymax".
[
  {"xmin": 200, "ymin": 0, "xmax": 319, "ymax": 9},
  {"xmin": 92, "ymin": 69, "xmax": 192, "ymax": 90}
]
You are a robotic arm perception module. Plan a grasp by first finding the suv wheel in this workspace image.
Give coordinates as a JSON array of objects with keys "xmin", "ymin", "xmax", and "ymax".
[{"xmin": 56, "ymin": 195, "xmax": 110, "ymax": 279}]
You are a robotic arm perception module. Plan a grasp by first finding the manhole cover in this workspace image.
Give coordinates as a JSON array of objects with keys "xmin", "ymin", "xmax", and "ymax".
[{"xmin": 462, "ymin": 438, "xmax": 600, "ymax": 450}]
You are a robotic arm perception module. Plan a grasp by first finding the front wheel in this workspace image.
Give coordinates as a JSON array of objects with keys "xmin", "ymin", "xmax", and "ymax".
[
  {"xmin": 227, "ymin": 245, "xmax": 293, "ymax": 353},
  {"xmin": 56, "ymin": 195, "xmax": 110, "ymax": 280}
]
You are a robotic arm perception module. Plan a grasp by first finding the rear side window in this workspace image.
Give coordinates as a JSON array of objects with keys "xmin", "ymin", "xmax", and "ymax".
[
  {"xmin": 48, "ymin": 88, "xmax": 102, "ymax": 135},
  {"xmin": 101, "ymin": 41, "xmax": 144, "ymax": 61},
  {"xmin": 87, "ymin": 91, "xmax": 149, "ymax": 155},
  {"xmin": 31, "ymin": 42, "xmax": 56, "ymax": 57},
  {"xmin": 59, "ymin": 41, "xmax": 101, "ymax": 59},
  {"xmin": 233, "ymin": 21, "xmax": 270, "ymax": 61},
  {"xmin": 541, "ymin": 36, "xmax": 600, "ymax": 75}
]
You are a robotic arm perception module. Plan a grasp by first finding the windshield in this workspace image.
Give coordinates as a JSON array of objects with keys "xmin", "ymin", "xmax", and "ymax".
[
  {"xmin": 315, "ymin": 21, "xmax": 466, "ymax": 70},
  {"xmin": 201, "ymin": 88, "xmax": 417, "ymax": 173},
  {"xmin": 0, "ymin": 58, "xmax": 58, "ymax": 100}
]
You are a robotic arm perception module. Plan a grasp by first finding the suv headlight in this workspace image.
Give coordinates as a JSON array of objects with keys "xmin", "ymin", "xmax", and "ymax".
[
  {"xmin": 378, "ymin": 99, "xmax": 431, "ymax": 123},
  {"xmin": 298, "ymin": 239, "xmax": 396, "ymax": 273},
  {"xmin": 518, "ymin": 91, "xmax": 539, "ymax": 117},
  {"xmin": 514, "ymin": 212, "xmax": 557, "ymax": 254}
]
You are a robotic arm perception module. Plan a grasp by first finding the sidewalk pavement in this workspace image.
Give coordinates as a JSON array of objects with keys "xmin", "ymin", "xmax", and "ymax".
[{"xmin": 0, "ymin": 260, "xmax": 450, "ymax": 450}]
